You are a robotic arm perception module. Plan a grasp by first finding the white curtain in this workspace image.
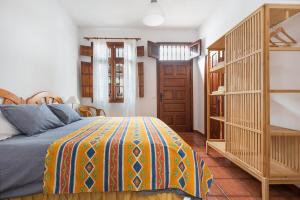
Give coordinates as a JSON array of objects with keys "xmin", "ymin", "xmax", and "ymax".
[
  {"xmin": 93, "ymin": 39, "xmax": 137, "ymax": 117},
  {"xmin": 93, "ymin": 40, "xmax": 110, "ymax": 115},
  {"xmin": 123, "ymin": 40, "xmax": 137, "ymax": 116}
]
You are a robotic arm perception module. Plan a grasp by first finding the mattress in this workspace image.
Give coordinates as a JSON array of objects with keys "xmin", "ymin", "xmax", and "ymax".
[{"xmin": 0, "ymin": 117, "xmax": 98, "ymax": 199}]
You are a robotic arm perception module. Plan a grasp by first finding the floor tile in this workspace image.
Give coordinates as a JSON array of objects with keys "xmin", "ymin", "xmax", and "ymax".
[
  {"xmin": 209, "ymin": 166, "xmax": 252, "ymax": 179},
  {"xmin": 216, "ymin": 179, "xmax": 252, "ymax": 196},
  {"xmin": 208, "ymin": 183, "xmax": 226, "ymax": 196},
  {"xmin": 229, "ymin": 197, "xmax": 259, "ymax": 200},
  {"xmin": 207, "ymin": 196, "xmax": 228, "ymax": 200},
  {"xmin": 206, "ymin": 148, "xmax": 224, "ymax": 158},
  {"xmin": 240, "ymin": 179, "xmax": 261, "ymax": 197},
  {"xmin": 203, "ymin": 157, "xmax": 234, "ymax": 167},
  {"xmin": 202, "ymin": 157, "xmax": 223, "ymax": 167}
]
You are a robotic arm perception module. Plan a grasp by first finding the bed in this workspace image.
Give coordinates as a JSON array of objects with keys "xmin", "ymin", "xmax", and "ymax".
[{"xmin": 0, "ymin": 89, "xmax": 213, "ymax": 200}]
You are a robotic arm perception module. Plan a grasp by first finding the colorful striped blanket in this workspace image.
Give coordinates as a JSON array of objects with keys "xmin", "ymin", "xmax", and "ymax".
[{"xmin": 43, "ymin": 117, "xmax": 213, "ymax": 199}]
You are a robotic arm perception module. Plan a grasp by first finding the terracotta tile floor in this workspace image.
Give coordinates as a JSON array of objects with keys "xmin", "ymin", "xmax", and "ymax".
[{"xmin": 178, "ymin": 132, "xmax": 300, "ymax": 200}]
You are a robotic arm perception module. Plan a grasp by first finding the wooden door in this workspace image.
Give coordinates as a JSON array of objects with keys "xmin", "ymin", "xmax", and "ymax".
[{"xmin": 158, "ymin": 61, "xmax": 193, "ymax": 132}]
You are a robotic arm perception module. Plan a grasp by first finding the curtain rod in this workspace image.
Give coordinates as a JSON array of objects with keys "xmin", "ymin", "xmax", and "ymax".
[{"xmin": 84, "ymin": 37, "xmax": 141, "ymax": 41}]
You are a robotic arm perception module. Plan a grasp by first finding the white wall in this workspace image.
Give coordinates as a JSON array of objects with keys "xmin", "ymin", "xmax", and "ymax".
[
  {"xmin": 196, "ymin": 0, "xmax": 300, "ymax": 133},
  {"xmin": 270, "ymin": 13, "xmax": 300, "ymax": 130},
  {"xmin": 79, "ymin": 28, "xmax": 201, "ymax": 129},
  {"xmin": 0, "ymin": 0, "xmax": 79, "ymax": 100}
]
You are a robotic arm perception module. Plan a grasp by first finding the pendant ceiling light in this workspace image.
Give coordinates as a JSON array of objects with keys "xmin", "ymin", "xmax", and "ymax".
[{"xmin": 143, "ymin": 0, "xmax": 165, "ymax": 27}]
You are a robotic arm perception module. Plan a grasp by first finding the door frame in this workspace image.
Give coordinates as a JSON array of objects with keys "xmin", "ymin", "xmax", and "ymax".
[{"xmin": 156, "ymin": 59, "xmax": 194, "ymax": 131}]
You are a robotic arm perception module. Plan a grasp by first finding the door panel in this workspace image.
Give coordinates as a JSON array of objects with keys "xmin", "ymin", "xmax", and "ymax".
[
  {"xmin": 163, "ymin": 104, "xmax": 185, "ymax": 112},
  {"xmin": 164, "ymin": 79, "xmax": 185, "ymax": 87},
  {"xmin": 158, "ymin": 61, "xmax": 192, "ymax": 132}
]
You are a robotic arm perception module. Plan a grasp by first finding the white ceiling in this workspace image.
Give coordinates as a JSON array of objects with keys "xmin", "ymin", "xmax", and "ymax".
[{"xmin": 60, "ymin": 0, "xmax": 220, "ymax": 29}]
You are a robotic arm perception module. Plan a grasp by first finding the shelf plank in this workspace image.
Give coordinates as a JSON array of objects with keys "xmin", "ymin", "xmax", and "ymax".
[
  {"xmin": 270, "ymin": 47, "xmax": 300, "ymax": 51},
  {"xmin": 270, "ymin": 125, "xmax": 300, "ymax": 137},
  {"xmin": 270, "ymin": 89, "xmax": 300, "ymax": 93},
  {"xmin": 210, "ymin": 92, "xmax": 225, "ymax": 96},
  {"xmin": 207, "ymin": 141, "xmax": 226, "ymax": 155},
  {"xmin": 210, "ymin": 61, "xmax": 225, "ymax": 73},
  {"xmin": 271, "ymin": 161, "xmax": 300, "ymax": 178},
  {"xmin": 210, "ymin": 116, "xmax": 225, "ymax": 122}
]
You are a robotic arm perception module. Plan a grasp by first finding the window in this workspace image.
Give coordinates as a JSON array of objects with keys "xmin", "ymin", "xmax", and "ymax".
[
  {"xmin": 148, "ymin": 40, "xmax": 201, "ymax": 60},
  {"xmin": 107, "ymin": 42, "xmax": 124, "ymax": 103},
  {"xmin": 159, "ymin": 44, "xmax": 190, "ymax": 61}
]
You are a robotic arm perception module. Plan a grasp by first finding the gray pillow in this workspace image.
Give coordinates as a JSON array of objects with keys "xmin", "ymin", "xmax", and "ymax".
[
  {"xmin": 47, "ymin": 104, "xmax": 81, "ymax": 124},
  {"xmin": 0, "ymin": 104, "xmax": 65, "ymax": 136}
]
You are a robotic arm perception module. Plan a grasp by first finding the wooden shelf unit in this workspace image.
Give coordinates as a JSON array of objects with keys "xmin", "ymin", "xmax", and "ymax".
[
  {"xmin": 206, "ymin": 4, "xmax": 300, "ymax": 200},
  {"xmin": 207, "ymin": 36, "xmax": 226, "ymax": 141}
]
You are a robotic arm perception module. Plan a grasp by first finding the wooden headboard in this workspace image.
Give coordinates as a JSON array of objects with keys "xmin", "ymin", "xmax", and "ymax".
[
  {"xmin": 0, "ymin": 88, "xmax": 25, "ymax": 105},
  {"xmin": 26, "ymin": 91, "xmax": 63, "ymax": 104}
]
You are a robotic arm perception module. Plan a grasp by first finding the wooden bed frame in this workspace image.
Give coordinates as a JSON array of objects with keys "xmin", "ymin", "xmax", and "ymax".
[
  {"xmin": 0, "ymin": 88, "xmax": 25, "ymax": 105},
  {"xmin": 0, "ymin": 89, "xmax": 183, "ymax": 200},
  {"xmin": 0, "ymin": 90, "xmax": 63, "ymax": 105},
  {"xmin": 26, "ymin": 91, "xmax": 63, "ymax": 104}
]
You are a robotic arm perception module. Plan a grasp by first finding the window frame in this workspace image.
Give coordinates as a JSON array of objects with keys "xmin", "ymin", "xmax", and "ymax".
[{"xmin": 107, "ymin": 42, "xmax": 125, "ymax": 103}]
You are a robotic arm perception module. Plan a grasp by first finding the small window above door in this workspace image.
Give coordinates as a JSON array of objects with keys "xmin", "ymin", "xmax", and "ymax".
[
  {"xmin": 159, "ymin": 44, "xmax": 190, "ymax": 61},
  {"xmin": 148, "ymin": 40, "xmax": 201, "ymax": 61}
]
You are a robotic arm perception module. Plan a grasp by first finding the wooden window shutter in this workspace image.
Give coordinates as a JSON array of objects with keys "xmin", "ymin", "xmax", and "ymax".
[
  {"xmin": 80, "ymin": 45, "xmax": 93, "ymax": 57},
  {"xmin": 189, "ymin": 39, "xmax": 201, "ymax": 59},
  {"xmin": 138, "ymin": 62, "xmax": 144, "ymax": 97},
  {"xmin": 147, "ymin": 41, "xmax": 160, "ymax": 59},
  {"xmin": 137, "ymin": 46, "xmax": 145, "ymax": 57},
  {"xmin": 81, "ymin": 61, "xmax": 93, "ymax": 97}
]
